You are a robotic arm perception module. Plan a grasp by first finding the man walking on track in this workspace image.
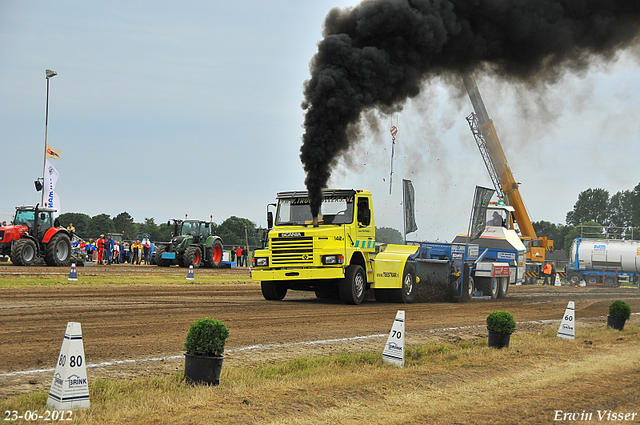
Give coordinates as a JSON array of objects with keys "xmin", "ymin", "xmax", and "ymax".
[{"xmin": 543, "ymin": 261, "xmax": 552, "ymax": 285}]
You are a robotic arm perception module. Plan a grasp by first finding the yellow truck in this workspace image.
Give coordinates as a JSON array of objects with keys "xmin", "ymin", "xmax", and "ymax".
[{"xmin": 251, "ymin": 189, "xmax": 420, "ymax": 304}]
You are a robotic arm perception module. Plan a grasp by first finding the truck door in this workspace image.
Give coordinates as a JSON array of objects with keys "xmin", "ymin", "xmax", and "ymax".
[{"xmin": 356, "ymin": 195, "xmax": 375, "ymax": 251}]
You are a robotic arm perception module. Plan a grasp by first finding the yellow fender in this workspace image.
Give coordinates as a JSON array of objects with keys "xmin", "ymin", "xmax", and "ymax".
[{"xmin": 371, "ymin": 244, "xmax": 419, "ymax": 289}]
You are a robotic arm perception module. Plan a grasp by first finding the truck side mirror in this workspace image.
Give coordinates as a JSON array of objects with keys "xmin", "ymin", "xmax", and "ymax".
[
  {"xmin": 167, "ymin": 221, "xmax": 171, "ymax": 226},
  {"xmin": 205, "ymin": 222, "xmax": 209, "ymax": 228},
  {"xmin": 40, "ymin": 213, "xmax": 46, "ymax": 220},
  {"xmin": 267, "ymin": 211, "xmax": 273, "ymax": 230}
]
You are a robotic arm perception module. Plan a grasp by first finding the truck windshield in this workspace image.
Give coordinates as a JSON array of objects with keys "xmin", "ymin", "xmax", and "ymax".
[{"xmin": 276, "ymin": 196, "xmax": 354, "ymax": 226}]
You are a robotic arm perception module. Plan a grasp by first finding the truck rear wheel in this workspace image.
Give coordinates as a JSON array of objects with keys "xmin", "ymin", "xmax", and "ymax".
[
  {"xmin": 568, "ymin": 272, "xmax": 581, "ymax": 285},
  {"xmin": 389, "ymin": 263, "xmax": 416, "ymax": 303},
  {"xmin": 45, "ymin": 233, "xmax": 71, "ymax": 266},
  {"xmin": 262, "ymin": 281, "xmax": 287, "ymax": 300},
  {"xmin": 497, "ymin": 277, "xmax": 509, "ymax": 298},
  {"xmin": 339, "ymin": 265, "xmax": 365, "ymax": 305},
  {"xmin": 183, "ymin": 246, "xmax": 202, "ymax": 268},
  {"xmin": 11, "ymin": 239, "xmax": 37, "ymax": 266}
]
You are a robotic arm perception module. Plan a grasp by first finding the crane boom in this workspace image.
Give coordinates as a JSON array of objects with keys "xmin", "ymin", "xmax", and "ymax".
[{"xmin": 462, "ymin": 73, "xmax": 553, "ymax": 266}]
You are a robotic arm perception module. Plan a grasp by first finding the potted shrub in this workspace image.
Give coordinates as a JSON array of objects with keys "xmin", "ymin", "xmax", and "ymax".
[
  {"xmin": 486, "ymin": 311, "xmax": 516, "ymax": 349},
  {"xmin": 607, "ymin": 300, "xmax": 631, "ymax": 331},
  {"xmin": 184, "ymin": 318, "xmax": 229, "ymax": 385}
]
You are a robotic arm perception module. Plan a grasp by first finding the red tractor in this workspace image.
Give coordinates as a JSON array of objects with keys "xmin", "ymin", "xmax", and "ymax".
[{"xmin": 0, "ymin": 205, "xmax": 72, "ymax": 266}]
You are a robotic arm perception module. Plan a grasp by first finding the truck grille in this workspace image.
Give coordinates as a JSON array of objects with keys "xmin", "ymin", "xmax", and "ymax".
[{"xmin": 271, "ymin": 236, "xmax": 313, "ymax": 265}]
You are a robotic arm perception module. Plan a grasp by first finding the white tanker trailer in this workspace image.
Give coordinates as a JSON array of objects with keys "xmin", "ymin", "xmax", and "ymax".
[{"xmin": 566, "ymin": 238, "xmax": 640, "ymax": 286}]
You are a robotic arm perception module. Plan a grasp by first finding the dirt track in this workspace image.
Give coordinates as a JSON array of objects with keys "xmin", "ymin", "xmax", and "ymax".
[{"xmin": 1, "ymin": 263, "xmax": 639, "ymax": 397}]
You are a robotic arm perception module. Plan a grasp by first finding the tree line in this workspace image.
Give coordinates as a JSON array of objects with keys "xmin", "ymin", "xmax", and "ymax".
[
  {"xmin": 57, "ymin": 212, "xmax": 263, "ymax": 247},
  {"xmin": 533, "ymin": 183, "xmax": 640, "ymax": 254},
  {"xmin": 58, "ymin": 182, "xmax": 639, "ymax": 255}
]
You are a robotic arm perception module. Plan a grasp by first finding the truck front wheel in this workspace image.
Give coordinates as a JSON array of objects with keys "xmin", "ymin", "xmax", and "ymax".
[
  {"xmin": 339, "ymin": 265, "xmax": 366, "ymax": 305},
  {"xmin": 261, "ymin": 281, "xmax": 287, "ymax": 300},
  {"xmin": 389, "ymin": 263, "xmax": 416, "ymax": 303}
]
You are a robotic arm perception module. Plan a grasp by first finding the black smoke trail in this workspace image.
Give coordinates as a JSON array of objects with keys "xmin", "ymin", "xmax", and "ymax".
[{"xmin": 300, "ymin": 0, "xmax": 640, "ymax": 216}]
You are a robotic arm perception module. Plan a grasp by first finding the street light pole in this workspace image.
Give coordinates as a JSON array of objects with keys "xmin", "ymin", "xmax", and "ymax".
[{"xmin": 41, "ymin": 69, "xmax": 57, "ymax": 206}]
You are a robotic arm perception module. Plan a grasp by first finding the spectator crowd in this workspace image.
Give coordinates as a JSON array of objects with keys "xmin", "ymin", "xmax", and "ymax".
[
  {"xmin": 69, "ymin": 230, "xmax": 250, "ymax": 267},
  {"xmin": 74, "ymin": 233, "xmax": 156, "ymax": 265}
]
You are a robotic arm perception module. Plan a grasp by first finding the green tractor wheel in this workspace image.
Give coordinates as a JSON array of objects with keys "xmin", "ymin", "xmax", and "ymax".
[
  {"xmin": 184, "ymin": 246, "xmax": 202, "ymax": 268},
  {"xmin": 205, "ymin": 239, "xmax": 224, "ymax": 268}
]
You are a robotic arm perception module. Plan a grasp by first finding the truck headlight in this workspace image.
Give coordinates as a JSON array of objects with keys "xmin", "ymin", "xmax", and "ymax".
[
  {"xmin": 254, "ymin": 257, "xmax": 269, "ymax": 267},
  {"xmin": 322, "ymin": 255, "xmax": 344, "ymax": 265}
]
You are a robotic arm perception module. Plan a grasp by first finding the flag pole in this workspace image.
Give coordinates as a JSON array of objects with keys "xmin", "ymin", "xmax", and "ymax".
[
  {"xmin": 402, "ymin": 180, "xmax": 407, "ymax": 244},
  {"xmin": 42, "ymin": 69, "xmax": 57, "ymax": 207}
]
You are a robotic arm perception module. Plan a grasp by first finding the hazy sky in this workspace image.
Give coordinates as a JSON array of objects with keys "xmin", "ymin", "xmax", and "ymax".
[{"xmin": 2, "ymin": 1, "xmax": 639, "ymax": 241}]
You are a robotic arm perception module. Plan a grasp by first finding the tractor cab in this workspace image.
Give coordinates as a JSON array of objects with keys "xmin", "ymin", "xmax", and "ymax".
[{"xmin": 14, "ymin": 206, "xmax": 57, "ymax": 237}]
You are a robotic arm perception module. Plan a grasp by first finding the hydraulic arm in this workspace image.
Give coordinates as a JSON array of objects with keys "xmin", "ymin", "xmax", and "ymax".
[{"xmin": 462, "ymin": 73, "xmax": 553, "ymax": 262}]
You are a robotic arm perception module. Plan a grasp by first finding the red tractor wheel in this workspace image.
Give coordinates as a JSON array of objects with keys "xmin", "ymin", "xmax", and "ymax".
[{"xmin": 45, "ymin": 233, "xmax": 72, "ymax": 266}]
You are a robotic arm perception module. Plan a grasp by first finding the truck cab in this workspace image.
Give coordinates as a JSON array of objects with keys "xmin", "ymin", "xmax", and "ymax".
[{"xmin": 252, "ymin": 189, "xmax": 418, "ymax": 305}]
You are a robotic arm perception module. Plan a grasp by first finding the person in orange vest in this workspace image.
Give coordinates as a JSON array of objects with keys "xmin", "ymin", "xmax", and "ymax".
[{"xmin": 543, "ymin": 262, "xmax": 552, "ymax": 285}]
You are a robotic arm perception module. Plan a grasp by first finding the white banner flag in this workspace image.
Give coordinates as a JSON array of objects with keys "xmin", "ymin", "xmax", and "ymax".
[
  {"xmin": 43, "ymin": 159, "xmax": 60, "ymax": 210},
  {"xmin": 52, "ymin": 192, "xmax": 61, "ymax": 217}
]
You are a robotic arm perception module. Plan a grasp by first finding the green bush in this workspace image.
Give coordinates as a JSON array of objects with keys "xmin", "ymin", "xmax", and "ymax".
[
  {"xmin": 486, "ymin": 311, "xmax": 516, "ymax": 334},
  {"xmin": 184, "ymin": 318, "xmax": 229, "ymax": 357},
  {"xmin": 608, "ymin": 300, "xmax": 631, "ymax": 320}
]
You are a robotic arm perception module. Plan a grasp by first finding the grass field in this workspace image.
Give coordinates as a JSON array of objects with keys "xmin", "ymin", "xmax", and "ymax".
[
  {"xmin": 0, "ymin": 272, "xmax": 253, "ymax": 289},
  {"xmin": 2, "ymin": 324, "xmax": 639, "ymax": 424}
]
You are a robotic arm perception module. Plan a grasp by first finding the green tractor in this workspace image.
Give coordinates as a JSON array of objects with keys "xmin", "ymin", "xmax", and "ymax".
[{"xmin": 155, "ymin": 218, "xmax": 224, "ymax": 268}]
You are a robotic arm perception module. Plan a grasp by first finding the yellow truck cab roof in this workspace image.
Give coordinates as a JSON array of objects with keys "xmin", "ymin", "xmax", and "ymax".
[{"xmin": 276, "ymin": 189, "xmax": 369, "ymax": 199}]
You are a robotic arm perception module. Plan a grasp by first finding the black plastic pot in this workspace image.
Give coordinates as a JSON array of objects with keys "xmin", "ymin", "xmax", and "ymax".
[
  {"xmin": 607, "ymin": 315, "xmax": 626, "ymax": 331},
  {"xmin": 487, "ymin": 328, "xmax": 512, "ymax": 349},
  {"xmin": 184, "ymin": 353, "xmax": 224, "ymax": 385}
]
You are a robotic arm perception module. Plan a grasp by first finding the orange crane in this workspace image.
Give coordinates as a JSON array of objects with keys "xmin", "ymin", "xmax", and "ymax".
[{"xmin": 462, "ymin": 73, "xmax": 553, "ymax": 284}]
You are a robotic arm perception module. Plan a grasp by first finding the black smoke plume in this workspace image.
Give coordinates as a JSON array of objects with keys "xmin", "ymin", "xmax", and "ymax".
[{"xmin": 300, "ymin": 0, "xmax": 640, "ymax": 216}]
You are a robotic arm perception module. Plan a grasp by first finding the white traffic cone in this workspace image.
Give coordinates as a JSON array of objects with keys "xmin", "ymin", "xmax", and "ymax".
[
  {"xmin": 186, "ymin": 265, "xmax": 194, "ymax": 280},
  {"xmin": 555, "ymin": 274, "xmax": 561, "ymax": 286},
  {"xmin": 68, "ymin": 264, "xmax": 78, "ymax": 281}
]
